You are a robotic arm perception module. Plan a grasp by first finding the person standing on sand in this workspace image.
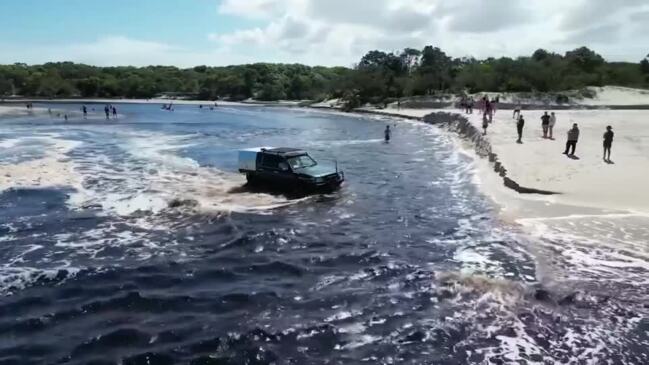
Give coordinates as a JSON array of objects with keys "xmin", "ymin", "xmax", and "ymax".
[
  {"xmin": 384, "ymin": 125, "xmax": 391, "ymax": 143},
  {"xmin": 549, "ymin": 112, "xmax": 556, "ymax": 139},
  {"xmin": 82, "ymin": 105, "xmax": 87, "ymax": 119},
  {"xmin": 485, "ymin": 99, "xmax": 493, "ymax": 123},
  {"xmin": 563, "ymin": 123, "xmax": 580, "ymax": 156},
  {"xmin": 603, "ymin": 125, "xmax": 614, "ymax": 162},
  {"xmin": 482, "ymin": 113, "xmax": 489, "ymax": 135},
  {"xmin": 541, "ymin": 112, "xmax": 551, "ymax": 138},
  {"xmin": 468, "ymin": 99, "xmax": 474, "ymax": 114},
  {"xmin": 516, "ymin": 114, "xmax": 525, "ymax": 143},
  {"xmin": 513, "ymin": 104, "xmax": 521, "ymax": 120},
  {"xmin": 104, "ymin": 105, "xmax": 110, "ymax": 120},
  {"xmin": 112, "ymin": 106, "xmax": 117, "ymax": 119}
]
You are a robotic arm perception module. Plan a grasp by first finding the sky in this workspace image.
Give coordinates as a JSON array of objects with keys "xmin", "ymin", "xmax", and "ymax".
[{"xmin": 0, "ymin": 0, "xmax": 648, "ymax": 67}]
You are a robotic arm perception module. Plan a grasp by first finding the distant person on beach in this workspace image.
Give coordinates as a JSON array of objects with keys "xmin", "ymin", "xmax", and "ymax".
[
  {"xmin": 563, "ymin": 123, "xmax": 580, "ymax": 156},
  {"xmin": 468, "ymin": 99, "xmax": 474, "ymax": 114},
  {"xmin": 513, "ymin": 104, "xmax": 521, "ymax": 119},
  {"xmin": 493, "ymin": 95, "xmax": 500, "ymax": 115},
  {"xmin": 199, "ymin": 104, "xmax": 203, "ymax": 109},
  {"xmin": 82, "ymin": 105, "xmax": 87, "ymax": 119},
  {"xmin": 485, "ymin": 100, "xmax": 493, "ymax": 123},
  {"xmin": 541, "ymin": 112, "xmax": 551, "ymax": 138},
  {"xmin": 549, "ymin": 112, "xmax": 556, "ymax": 139},
  {"xmin": 64, "ymin": 114, "xmax": 68, "ymax": 122},
  {"xmin": 482, "ymin": 113, "xmax": 489, "ymax": 135},
  {"xmin": 397, "ymin": 100, "xmax": 401, "ymax": 110},
  {"xmin": 517, "ymin": 114, "xmax": 525, "ymax": 143},
  {"xmin": 384, "ymin": 125, "xmax": 391, "ymax": 143},
  {"xmin": 112, "ymin": 106, "xmax": 117, "ymax": 119},
  {"xmin": 104, "ymin": 105, "xmax": 110, "ymax": 120},
  {"xmin": 603, "ymin": 125, "xmax": 614, "ymax": 162}
]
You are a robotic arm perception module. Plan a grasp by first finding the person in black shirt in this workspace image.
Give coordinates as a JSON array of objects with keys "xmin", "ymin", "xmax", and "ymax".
[
  {"xmin": 541, "ymin": 112, "xmax": 551, "ymax": 138},
  {"xmin": 516, "ymin": 114, "xmax": 525, "ymax": 143},
  {"xmin": 603, "ymin": 125, "xmax": 614, "ymax": 162}
]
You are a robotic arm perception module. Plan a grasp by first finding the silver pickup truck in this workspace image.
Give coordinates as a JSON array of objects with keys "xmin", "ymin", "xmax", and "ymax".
[{"xmin": 238, "ymin": 147, "xmax": 344, "ymax": 192}]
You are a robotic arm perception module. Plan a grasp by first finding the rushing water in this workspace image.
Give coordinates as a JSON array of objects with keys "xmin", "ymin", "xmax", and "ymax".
[{"xmin": 1, "ymin": 103, "xmax": 647, "ymax": 364}]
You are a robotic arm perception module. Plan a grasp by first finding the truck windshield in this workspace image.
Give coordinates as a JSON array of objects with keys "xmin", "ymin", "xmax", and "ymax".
[{"xmin": 287, "ymin": 155, "xmax": 317, "ymax": 169}]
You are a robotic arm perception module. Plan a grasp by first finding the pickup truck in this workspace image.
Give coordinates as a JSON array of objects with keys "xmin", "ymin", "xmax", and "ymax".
[{"xmin": 238, "ymin": 147, "xmax": 344, "ymax": 192}]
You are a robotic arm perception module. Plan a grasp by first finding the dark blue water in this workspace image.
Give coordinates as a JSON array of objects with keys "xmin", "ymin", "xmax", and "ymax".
[{"xmin": 1, "ymin": 103, "xmax": 647, "ymax": 364}]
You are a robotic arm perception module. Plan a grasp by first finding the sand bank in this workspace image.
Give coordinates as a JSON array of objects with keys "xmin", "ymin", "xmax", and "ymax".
[
  {"xmin": 0, "ymin": 105, "xmax": 49, "ymax": 117},
  {"xmin": 466, "ymin": 109, "xmax": 649, "ymax": 214},
  {"xmin": 360, "ymin": 104, "xmax": 649, "ymax": 217},
  {"xmin": 3, "ymin": 98, "xmax": 262, "ymax": 108}
]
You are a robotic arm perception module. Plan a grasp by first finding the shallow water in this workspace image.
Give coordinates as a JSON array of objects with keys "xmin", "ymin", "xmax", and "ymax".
[{"xmin": 1, "ymin": 104, "xmax": 647, "ymax": 364}]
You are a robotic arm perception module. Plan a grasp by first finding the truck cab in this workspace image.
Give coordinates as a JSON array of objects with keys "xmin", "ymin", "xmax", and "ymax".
[{"xmin": 238, "ymin": 147, "xmax": 344, "ymax": 192}]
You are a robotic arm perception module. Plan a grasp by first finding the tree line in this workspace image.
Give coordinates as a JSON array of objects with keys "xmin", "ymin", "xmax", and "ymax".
[{"xmin": 1, "ymin": 46, "xmax": 648, "ymax": 104}]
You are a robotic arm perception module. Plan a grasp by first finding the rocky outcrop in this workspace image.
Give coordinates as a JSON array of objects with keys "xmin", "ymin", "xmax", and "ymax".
[{"xmin": 423, "ymin": 112, "xmax": 559, "ymax": 196}]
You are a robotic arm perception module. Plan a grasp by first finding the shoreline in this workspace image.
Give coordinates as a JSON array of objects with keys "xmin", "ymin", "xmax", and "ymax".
[
  {"xmin": 3, "ymin": 99, "xmax": 647, "ymax": 219},
  {"xmin": 360, "ymin": 106, "xmax": 649, "ymax": 222}
]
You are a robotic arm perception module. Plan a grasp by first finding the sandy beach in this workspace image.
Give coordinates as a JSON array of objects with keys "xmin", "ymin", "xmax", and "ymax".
[
  {"xmin": 466, "ymin": 109, "xmax": 649, "ymax": 214},
  {"xmin": 364, "ymin": 87, "xmax": 649, "ymax": 218}
]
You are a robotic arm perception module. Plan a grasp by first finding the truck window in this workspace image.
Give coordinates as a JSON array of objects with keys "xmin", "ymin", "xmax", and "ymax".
[{"xmin": 261, "ymin": 154, "xmax": 284, "ymax": 169}]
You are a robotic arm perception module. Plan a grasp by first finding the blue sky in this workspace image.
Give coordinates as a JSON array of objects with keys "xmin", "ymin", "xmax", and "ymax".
[
  {"xmin": 0, "ymin": 0, "xmax": 255, "ymax": 48},
  {"xmin": 1, "ymin": 0, "xmax": 648, "ymax": 67}
]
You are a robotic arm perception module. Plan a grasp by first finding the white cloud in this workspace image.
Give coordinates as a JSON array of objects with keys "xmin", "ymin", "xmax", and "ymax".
[
  {"xmin": 208, "ymin": 0, "xmax": 649, "ymax": 65},
  {"xmin": 3, "ymin": 1, "xmax": 649, "ymax": 67},
  {"xmin": 0, "ymin": 36, "xmax": 253, "ymax": 67}
]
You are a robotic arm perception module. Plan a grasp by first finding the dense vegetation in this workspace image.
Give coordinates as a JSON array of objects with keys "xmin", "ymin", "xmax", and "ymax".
[{"xmin": 1, "ymin": 46, "xmax": 648, "ymax": 104}]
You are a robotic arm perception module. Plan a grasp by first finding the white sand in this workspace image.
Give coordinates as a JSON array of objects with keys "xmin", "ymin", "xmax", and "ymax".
[
  {"xmin": 471, "ymin": 109, "xmax": 649, "ymax": 214},
  {"xmin": 4, "ymin": 98, "xmax": 251, "ymax": 107},
  {"xmin": 365, "ymin": 104, "xmax": 649, "ymax": 216},
  {"xmin": 577, "ymin": 86, "xmax": 649, "ymax": 106},
  {"xmin": 0, "ymin": 105, "xmax": 48, "ymax": 117}
]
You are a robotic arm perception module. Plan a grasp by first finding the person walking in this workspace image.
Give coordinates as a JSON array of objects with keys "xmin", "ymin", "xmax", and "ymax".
[
  {"xmin": 112, "ymin": 106, "xmax": 117, "ymax": 119},
  {"xmin": 549, "ymin": 112, "xmax": 557, "ymax": 139},
  {"xmin": 384, "ymin": 125, "xmax": 391, "ymax": 143},
  {"xmin": 104, "ymin": 105, "xmax": 110, "ymax": 120},
  {"xmin": 603, "ymin": 125, "xmax": 614, "ymax": 162},
  {"xmin": 82, "ymin": 105, "xmax": 87, "ymax": 119},
  {"xmin": 541, "ymin": 112, "xmax": 551, "ymax": 138},
  {"xmin": 516, "ymin": 114, "xmax": 525, "ymax": 143},
  {"xmin": 563, "ymin": 123, "xmax": 580, "ymax": 156}
]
